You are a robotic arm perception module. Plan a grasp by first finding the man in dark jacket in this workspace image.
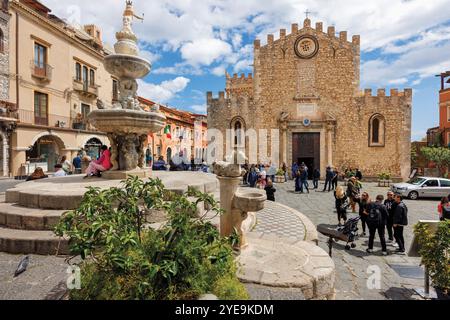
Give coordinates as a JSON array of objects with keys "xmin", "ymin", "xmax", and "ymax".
[
  {"xmin": 393, "ymin": 195, "xmax": 408, "ymax": 255},
  {"xmin": 384, "ymin": 191, "xmax": 397, "ymax": 244},
  {"xmin": 299, "ymin": 166, "xmax": 309, "ymax": 193},
  {"xmin": 313, "ymin": 168, "xmax": 320, "ymax": 189},
  {"xmin": 355, "ymin": 168, "xmax": 363, "ymax": 181},
  {"xmin": 366, "ymin": 195, "xmax": 389, "ymax": 255},
  {"xmin": 323, "ymin": 166, "xmax": 333, "ymax": 192}
]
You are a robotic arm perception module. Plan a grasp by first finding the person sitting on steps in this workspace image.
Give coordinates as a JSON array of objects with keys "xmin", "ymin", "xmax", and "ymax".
[{"xmin": 84, "ymin": 145, "xmax": 112, "ymax": 178}]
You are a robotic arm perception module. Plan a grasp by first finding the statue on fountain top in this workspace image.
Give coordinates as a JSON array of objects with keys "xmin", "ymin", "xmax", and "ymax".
[{"xmin": 115, "ymin": 1, "xmax": 144, "ymax": 56}]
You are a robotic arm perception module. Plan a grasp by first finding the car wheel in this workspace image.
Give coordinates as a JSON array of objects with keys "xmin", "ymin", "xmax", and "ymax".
[{"xmin": 408, "ymin": 191, "xmax": 419, "ymax": 200}]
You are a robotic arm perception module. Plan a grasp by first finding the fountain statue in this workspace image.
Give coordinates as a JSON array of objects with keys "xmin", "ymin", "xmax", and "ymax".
[{"xmin": 88, "ymin": 0, "xmax": 166, "ymax": 179}]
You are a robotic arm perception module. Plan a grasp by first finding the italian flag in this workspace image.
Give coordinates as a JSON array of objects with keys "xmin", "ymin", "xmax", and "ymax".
[{"xmin": 164, "ymin": 125, "xmax": 172, "ymax": 139}]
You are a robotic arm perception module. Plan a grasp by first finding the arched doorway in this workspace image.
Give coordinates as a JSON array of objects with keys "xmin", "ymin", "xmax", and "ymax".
[
  {"xmin": 84, "ymin": 137, "xmax": 103, "ymax": 160},
  {"xmin": 26, "ymin": 135, "xmax": 64, "ymax": 172}
]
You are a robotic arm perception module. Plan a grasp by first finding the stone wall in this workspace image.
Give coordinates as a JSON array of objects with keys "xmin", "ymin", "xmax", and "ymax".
[
  {"xmin": 207, "ymin": 18, "xmax": 412, "ymax": 180},
  {"xmin": 0, "ymin": 9, "xmax": 9, "ymax": 101}
]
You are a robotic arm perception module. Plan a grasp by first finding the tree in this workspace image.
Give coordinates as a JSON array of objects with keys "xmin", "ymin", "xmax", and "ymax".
[
  {"xmin": 411, "ymin": 144, "xmax": 418, "ymax": 166},
  {"xmin": 421, "ymin": 147, "xmax": 450, "ymax": 177}
]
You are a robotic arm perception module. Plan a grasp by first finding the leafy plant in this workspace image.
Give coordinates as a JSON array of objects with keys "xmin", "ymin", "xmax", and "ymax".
[
  {"xmin": 414, "ymin": 220, "xmax": 450, "ymax": 295},
  {"xmin": 421, "ymin": 147, "xmax": 450, "ymax": 177},
  {"xmin": 55, "ymin": 176, "xmax": 247, "ymax": 300},
  {"xmin": 276, "ymin": 169, "xmax": 285, "ymax": 176},
  {"xmin": 378, "ymin": 172, "xmax": 391, "ymax": 180}
]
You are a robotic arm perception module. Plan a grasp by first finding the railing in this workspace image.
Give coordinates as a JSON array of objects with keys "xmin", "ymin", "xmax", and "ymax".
[
  {"xmin": 30, "ymin": 60, "xmax": 52, "ymax": 81},
  {"xmin": 73, "ymin": 78, "xmax": 99, "ymax": 98},
  {"xmin": 0, "ymin": 100, "xmax": 18, "ymax": 119},
  {"xmin": 17, "ymin": 109, "xmax": 96, "ymax": 131}
]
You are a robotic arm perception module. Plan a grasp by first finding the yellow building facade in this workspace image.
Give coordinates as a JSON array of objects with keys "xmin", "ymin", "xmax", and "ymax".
[{"xmin": 7, "ymin": 0, "xmax": 114, "ymax": 177}]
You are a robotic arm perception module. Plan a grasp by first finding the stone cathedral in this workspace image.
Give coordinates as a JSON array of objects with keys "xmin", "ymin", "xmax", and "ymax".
[{"xmin": 207, "ymin": 18, "xmax": 412, "ymax": 181}]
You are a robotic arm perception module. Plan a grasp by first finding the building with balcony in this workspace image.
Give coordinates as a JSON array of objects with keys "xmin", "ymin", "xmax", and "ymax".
[
  {"xmin": 139, "ymin": 97, "xmax": 208, "ymax": 166},
  {"xmin": 7, "ymin": 0, "xmax": 117, "ymax": 177},
  {"xmin": 437, "ymin": 71, "xmax": 450, "ymax": 146}
]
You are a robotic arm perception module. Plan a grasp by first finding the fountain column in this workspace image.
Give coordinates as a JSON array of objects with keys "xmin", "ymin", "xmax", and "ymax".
[{"xmin": 87, "ymin": 1, "xmax": 166, "ymax": 179}]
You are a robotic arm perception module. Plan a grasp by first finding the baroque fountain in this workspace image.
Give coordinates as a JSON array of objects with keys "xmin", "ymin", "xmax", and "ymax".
[{"xmin": 88, "ymin": 0, "xmax": 166, "ymax": 179}]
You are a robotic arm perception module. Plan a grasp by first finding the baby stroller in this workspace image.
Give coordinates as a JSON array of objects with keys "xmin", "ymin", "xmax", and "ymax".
[
  {"xmin": 336, "ymin": 216, "xmax": 360, "ymax": 250},
  {"xmin": 317, "ymin": 216, "xmax": 360, "ymax": 257}
]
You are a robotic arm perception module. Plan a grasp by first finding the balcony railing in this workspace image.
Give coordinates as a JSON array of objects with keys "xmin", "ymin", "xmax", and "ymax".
[
  {"xmin": 73, "ymin": 78, "xmax": 99, "ymax": 98},
  {"xmin": 30, "ymin": 60, "xmax": 52, "ymax": 81},
  {"xmin": 17, "ymin": 109, "xmax": 95, "ymax": 131},
  {"xmin": 0, "ymin": 100, "xmax": 18, "ymax": 120}
]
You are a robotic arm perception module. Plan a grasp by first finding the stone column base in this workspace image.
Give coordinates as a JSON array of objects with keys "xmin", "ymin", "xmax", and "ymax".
[{"xmin": 101, "ymin": 168, "xmax": 152, "ymax": 180}]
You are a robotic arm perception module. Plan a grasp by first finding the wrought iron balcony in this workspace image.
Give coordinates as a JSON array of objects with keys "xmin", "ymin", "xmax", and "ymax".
[
  {"xmin": 30, "ymin": 60, "xmax": 52, "ymax": 81},
  {"xmin": 73, "ymin": 78, "xmax": 99, "ymax": 98}
]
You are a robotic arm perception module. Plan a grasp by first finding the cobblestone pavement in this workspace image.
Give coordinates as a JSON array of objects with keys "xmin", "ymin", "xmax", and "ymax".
[{"xmin": 270, "ymin": 180, "xmax": 438, "ymax": 300}]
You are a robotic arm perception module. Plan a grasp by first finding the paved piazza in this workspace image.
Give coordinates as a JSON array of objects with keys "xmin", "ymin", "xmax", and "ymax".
[
  {"xmin": 0, "ymin": 179, "xmax": 439, "ymax": 300},
  {"xmin": 266, "ymin": 180, "xmax": 437, "ymax": 300}
]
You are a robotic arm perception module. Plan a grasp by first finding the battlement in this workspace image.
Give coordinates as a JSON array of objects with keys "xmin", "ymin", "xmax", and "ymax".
[
  {"xmin": 225, "ymin": 72, "xmax": 254, "ymax": 99},
  {"xmin": 359, "ymin": 88, "xmax": 413, "ymax": 99},
  {"xmin": 254, "ymin": 18, "xmax": 360, "ymax": 49}
]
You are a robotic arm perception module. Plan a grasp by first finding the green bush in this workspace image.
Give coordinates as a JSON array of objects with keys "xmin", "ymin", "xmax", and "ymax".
[
  {"xmin": 378, "ymin": 172, "xmax": 391, "ymax": 180},
  {"xmin": 55, "ymin": 176, "xmax": 247, "ymax": 300},
  {"xmin": 414, "ymin": 220, "xmax": 450, "ymax": 295},
  {"xmin": 276, "ymin": 169, "xmax": 285, "ymax": 176}
]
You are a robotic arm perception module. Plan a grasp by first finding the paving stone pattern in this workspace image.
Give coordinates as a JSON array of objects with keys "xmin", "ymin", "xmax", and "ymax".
[
  {"xmin": 271, "ymin": 180, "xmax": 438, "ymax": 300},
  {"xmin": 253, "ymin": 200, "xmax": 306, "ymax": 241}
]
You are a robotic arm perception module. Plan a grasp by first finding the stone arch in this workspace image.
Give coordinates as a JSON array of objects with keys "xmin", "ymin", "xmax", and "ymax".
[
  {"xmin": 230, "ymin": 116, "xmax": 246, "ymax": 147},
  {"xmin": 368, "ymin": 113, "xmax": 385, "ymax": 147},
  {"xmin": 80, "ymin": 135, "xmax": 107, "ymax": 149},
  {"xmin": 29, "ymin": 132, "xmax": 66, "ymax": 151}
]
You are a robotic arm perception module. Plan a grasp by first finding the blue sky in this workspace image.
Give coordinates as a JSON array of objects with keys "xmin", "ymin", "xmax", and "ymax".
[{"xmin": 43, "ymin": 0, "xmax": 450, "ymax": 141}]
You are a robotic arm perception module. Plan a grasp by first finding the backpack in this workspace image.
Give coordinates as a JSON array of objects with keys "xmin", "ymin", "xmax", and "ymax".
[
  {"xmin": 442, "ymin": 205, "xmax": 450, "ymax": 220},
  {"xmin": 367, "ymin": 204, "xmax": 383, "ymax": 228}
]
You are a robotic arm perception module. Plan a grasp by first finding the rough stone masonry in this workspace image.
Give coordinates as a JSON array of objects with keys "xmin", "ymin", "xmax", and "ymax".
[{"xmin": 207, "ymin": 18, "xmax": 412, "ymax": 181}]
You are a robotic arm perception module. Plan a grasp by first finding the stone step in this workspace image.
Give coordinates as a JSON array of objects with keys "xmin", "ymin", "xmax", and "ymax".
[
  {"xmin": 0, "ymin": 226, "xmax": 69, "ymax": 255},
  {"xmin": 0, "ymin": 202, "xmax": 65, "ymax": 231}
]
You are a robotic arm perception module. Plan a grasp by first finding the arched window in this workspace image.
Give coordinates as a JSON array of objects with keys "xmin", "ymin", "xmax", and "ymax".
[
  {"xmin": 369, "ymin": 114, "xmax": 385, "ymax": 147},
  {"xmin": 0, "ymin": 28, "xmax": 4, "ymax": 54},
  {"xmin": 234, "ymin": 121, "xmax": 242, "ymax": 145}
]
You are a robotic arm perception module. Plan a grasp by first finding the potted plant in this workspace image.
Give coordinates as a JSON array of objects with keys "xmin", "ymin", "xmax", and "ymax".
[
  {"xmin": 275, "ymin": 169, "xmax": 285, "ymax": 183},
  {"xmin": 414, "ymin": 220, "xmax": 450, "ymax": 300},
  {"xmin": 378, "ymin": 172, "xmax": 392, "ymax": 187}
]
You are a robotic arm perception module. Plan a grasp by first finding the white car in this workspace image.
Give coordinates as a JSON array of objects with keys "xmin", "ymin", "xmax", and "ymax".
[{"xmin": 391, "ymin": 177, "xmax": 450, "ymax": 200}]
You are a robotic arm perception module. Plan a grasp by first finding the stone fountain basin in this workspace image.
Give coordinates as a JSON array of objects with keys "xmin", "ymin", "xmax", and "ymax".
[
  {"xmin": 104, "ymin": 54, "xmax": 151, "ymax": 79},
  {"xmin": 233, "ymin": 190, "xmax": 267, "ymax": 212},
  {"xmin": 88, "ymin": 109, "xmax": 166, "ymax": 135}
]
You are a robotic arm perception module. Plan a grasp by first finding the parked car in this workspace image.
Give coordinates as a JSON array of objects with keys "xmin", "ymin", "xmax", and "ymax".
[{"xmin": 391, "ymin": 177, "xmax": 450, "ymax": 200}]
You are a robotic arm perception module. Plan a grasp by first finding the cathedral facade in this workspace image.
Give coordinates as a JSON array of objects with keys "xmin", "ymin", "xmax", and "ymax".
[{"xmin": 207, "ymin": 18, "xmax": 412, "ymax": 181}]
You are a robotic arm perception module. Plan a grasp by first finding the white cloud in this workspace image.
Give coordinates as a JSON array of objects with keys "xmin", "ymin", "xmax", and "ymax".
[
  {"xmin": 139, "ymin": 49, "xmax": 161, "ymax": 64},
  {"xmin": 212, "ymin": 65, "xmax": 226, "ymax": 76},
  {"xmin": 42, "ymin": 0, "xmax": 450, "ymax": 82},
  {"xmin": 189, "ymin": 104, "xmax": 207, "ymax": 114},
  {"xmin": 180, "ymin": 38, "xmax": 232, "ymax": 66},
  {"xmin": 137, "ymin": 77, "xmax": 190, "ymax": 103}
]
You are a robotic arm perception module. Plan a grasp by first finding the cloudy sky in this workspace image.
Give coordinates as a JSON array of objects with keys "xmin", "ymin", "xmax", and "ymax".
[{"xmin": 42, "ymin": 0, "xmax": 450, "ymax": 141}]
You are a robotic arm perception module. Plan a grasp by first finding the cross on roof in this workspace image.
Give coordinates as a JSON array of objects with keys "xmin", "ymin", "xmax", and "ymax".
[{"xmin": 304, "ymin": 9, "xmax": 316, "ymax": 19}]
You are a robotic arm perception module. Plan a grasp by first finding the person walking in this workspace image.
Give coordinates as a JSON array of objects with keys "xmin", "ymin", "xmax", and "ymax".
[
  {"xmin": 72, "ymin": 153, "xmax": 82, "ymax": 174},
  {"xmin": 347, "ymin": 176, "xmax": 359, "ymax": 213},
  {"xmin": 292, "ymin": 162, "xmax": 299, "ymax": 181},
  {"xmin": 264, "ymin": 179, "xmax": 276, "ymax": 202},
  {"xmin": 393, "ymin": 194, "xmax": 408, "ymax": 255},
  {"xmin": 281, "ymin": 163, "xmax": 288, "ymax": 182},
  {"xmin": 366, "ymin": 195, "xmax": 389, "ymax": 255},
  {"xmin": 313, "ymin": 168, "xmax": 320, "ymax": 189},
  {"xmin": 332, "ymin": 169, "xmax": 339, "ymax": 191},
  {"xmin": 248, "ymin": 165, "xmax": 258, "ymax": 188},
  {"xmin": 384, "ymin": 191, "xmax": 397, "ymax": 245},
  {"xmin": 299, "ymin": 165, "xmax": 309, "ymax": 194},
  {"xmin": 334, "ymin": 186, "xmax": 348, "ymax": 226},
  {"xmin": 359, "ymin": 192, "xmax": 371, "ymax": 236},
  {"xmin": 323, "ymin": 166, "xmax": 333, "ymax": 192}
]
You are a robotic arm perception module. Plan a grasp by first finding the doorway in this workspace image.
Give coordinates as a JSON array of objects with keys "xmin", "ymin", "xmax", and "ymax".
[{"xmin": 292, "ymin": 133, "xmax": 320, "ymax": 179}]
